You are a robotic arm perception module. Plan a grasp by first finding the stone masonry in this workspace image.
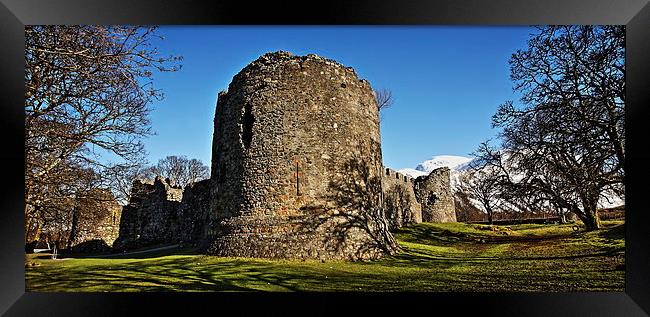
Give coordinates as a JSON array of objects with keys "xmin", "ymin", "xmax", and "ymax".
[
  {"xmin": 207, "ymin": 51, "xmax": 398, "ymax": 260},
  {"xmin": 113, "ymin": 177, "xmax": 210, "ymax": 250},
  {"xmin": 67, "ymin": 189, "xmax": 122, "ymax": 253},
  {"xmin": 382, "ymin": 168, "xmax": 422, "ymax": 230},
  {"xmin": 414, "ymin": 167, "xmax": 457, "ymax": 223},
  {"xmin": 175, "ymin": 178, "xmax": 212, "ymax": 243}
]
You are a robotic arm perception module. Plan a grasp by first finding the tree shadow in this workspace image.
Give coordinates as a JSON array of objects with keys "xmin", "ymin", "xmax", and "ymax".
[
  {"xmin": 384, "ymin": 181, "xmax": 419, "ymax": 230},
  {"xmin": 25, "ymin": 222, "xmax": 625, "ymax": 292},
  {"xmin": 598, "ymin": 222, "xmax": 625, "ymax": 240},
  {"xmin": 393, "ymin": 225, "xmax": 484, "ymax": 246},
  {"xmin": 26, "ymin": 257, "xmax": 380, "ymax": 292},
  {"xmin": 295, "ymin": 155, "xmax": 400, "ymax": 260}
]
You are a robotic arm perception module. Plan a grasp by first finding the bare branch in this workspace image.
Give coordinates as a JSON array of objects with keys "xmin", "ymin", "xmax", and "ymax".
[{"xmin": 375, "ymin": 88, "xmax": 394, "ymax": 111}]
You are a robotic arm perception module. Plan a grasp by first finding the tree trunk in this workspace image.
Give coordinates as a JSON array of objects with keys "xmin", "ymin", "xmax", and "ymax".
[
  {"xmin": 30, "ymin": 218, "xmax": 44, "ymax": 246},
  {"xmin": 570, "ymin": 202, "xmax": 601, "ymax": 231},
  {"xmin": 582, "ymin": 210, "xmax": 602, "ymax": 231},
  {"xmin": 487, "ymin": 209, "xmax": 493, "ymax": 225},
  {"xmin": 24, "ymin": 204, "xmax": 43, "ymax": 244},
  {"xmin": 67, "ymin": 205, "xmax": 80, "ymax": 249}
]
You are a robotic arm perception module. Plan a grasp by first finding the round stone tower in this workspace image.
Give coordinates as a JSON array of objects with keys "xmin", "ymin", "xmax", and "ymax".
[{"xmin": 207, "ymin": 51, "xmax": 398, "ymax": 260}]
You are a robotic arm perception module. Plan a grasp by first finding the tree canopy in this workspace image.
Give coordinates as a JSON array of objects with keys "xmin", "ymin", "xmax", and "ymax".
[{"xmin": 477, "ymin": 26, "xmax": 625, "ymax": 231}]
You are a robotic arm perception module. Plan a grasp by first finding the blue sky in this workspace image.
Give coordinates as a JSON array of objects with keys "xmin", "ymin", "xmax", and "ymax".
[{"xmin": 144, "ymin": 26, "xmax": 534, "ymax": 170}]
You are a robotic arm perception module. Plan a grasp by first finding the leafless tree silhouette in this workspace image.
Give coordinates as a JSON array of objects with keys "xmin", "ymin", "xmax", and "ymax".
[
  {"xmin": 375, "ymin": 88, "xmax": 394, "ymax": 112},
  {"xmin": 483, "ymin": 26, "xmax": 624, "ymax": 231}
]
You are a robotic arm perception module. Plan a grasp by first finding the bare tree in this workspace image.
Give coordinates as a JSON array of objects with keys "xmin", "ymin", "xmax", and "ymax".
[
  {"xmin": 102, "ymin": 155, "xmax": 209, "ymax": 205},
  {"xmin": 25, "ymin": 25, "xmax": 182, "ymax": 178},
  {"xmin": 28, "ymin": 163, "xmax": 110, "ymax": 250},
  {"xmin": 187, "ymin": 158, "xmax": 210, "ymax": 185},
  {"xmin": 456, "ymin": 163, "xmax": 507, "ymax": 225},
  {"xmin": 488, "ymin": 25, "xmax": 624, "ymax": 231},
  {"xmin": 103, "ymin": 160, "xmax": 153, "ymax": 205},
  {"xmin": 453, "ymin": 190, "xmax": 487, "ymax": 223},
  {"xmin": 24, "ymin": 26, "xmax": 181, "ymax": 244},
  {"xmin": 375, "ymin": 88, "xmax": 394, "ymax": 111},
  {"xmin": 155, "ymin": 156, "xmax": 188, "ymax": 185},
  {"xmin": 147, "ymin": 156, "xmax": 210, "ymax": 188}
]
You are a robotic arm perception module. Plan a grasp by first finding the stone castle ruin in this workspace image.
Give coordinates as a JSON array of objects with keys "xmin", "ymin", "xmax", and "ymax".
[
  {"xmin": 382, "ymin": 167, "xmax": 456, "ymax": 229},
  {"xmin": 114, "ymin": 51, "xmax": 455, "ymax": 260},
  {"xmin": 66, "ymin": 189, "xmax": 122, "ymax": 253},
  {"xmin": 382, "ymin": 168, "xmax": 422, "ymax": 230},
  {"xmin": 415, "ymin": 167, "xmax": 456, "ymax": 223},
  {"xmin": 113, "ymin": 177, "xmax": 210, "ymax": 250}
]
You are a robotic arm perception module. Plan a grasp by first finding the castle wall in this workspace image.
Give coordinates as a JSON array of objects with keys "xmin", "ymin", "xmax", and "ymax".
[
  {"xmin": 176, "ymin": 178, "xmax": 211, "ymax": 244},
  {"xmin": 113, "ymin": 177, "xmax": 183, "ymax": 250},
  {"xmin": 414, "ymin": 167, "xmax": 456, "ymax": 223},
  {"xmin": 208, "ymin": 51, "xmax": 398, "ymax": 260},
  {"xmin": 382, "ymin": 168, "xmax": 422, "ymax": 230},
  {"xmin": 68, "ymin": 189, "xmax": 122, "ymax": 253}
]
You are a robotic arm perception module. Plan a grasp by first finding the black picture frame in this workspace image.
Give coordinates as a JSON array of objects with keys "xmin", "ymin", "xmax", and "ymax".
[{"xmin": 1, "ymin": 0, "xmax": 649, "ymax": 316}]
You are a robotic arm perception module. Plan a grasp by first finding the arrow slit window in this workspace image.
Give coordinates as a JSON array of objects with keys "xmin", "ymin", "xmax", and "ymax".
[{"xmin": 241, "ymin": 103, "xmax": 254, "ymax": 149}]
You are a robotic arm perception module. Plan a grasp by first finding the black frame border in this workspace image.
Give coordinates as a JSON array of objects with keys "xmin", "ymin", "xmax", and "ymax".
[{"xmin": 1, "ymin": 0, "xmax": 649, "ymax": 316}]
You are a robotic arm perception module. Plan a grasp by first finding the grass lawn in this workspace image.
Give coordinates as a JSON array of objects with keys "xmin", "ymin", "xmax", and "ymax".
[{"xmin": 25, "ymin": 220, "xmax": 625, "ymax": 292}]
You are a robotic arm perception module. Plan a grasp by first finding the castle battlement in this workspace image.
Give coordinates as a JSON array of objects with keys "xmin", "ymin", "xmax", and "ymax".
[{"xmin": 384, "ymin": 167, "xmax": 415, "ymax": 183}]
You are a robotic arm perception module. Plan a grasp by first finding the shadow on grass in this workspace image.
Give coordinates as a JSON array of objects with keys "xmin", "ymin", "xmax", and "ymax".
[
  {"xmin": 79, "ymin": 247, "xmax": 201, "ymax": 260},
  {"xmin": 27, "ymin": 257, "xmax": 308, "ymax": 291},
  {"xmin": 26, "ymin": 221, "xmax": 625, "ymax": 292},
  {"xmin": 392, "ymin": 225, "xmax": 507, "ymax": 246},
  {"xmin": 598, "ymin": 222, "xmax": 625, "ymax": 240},
  {"xmin": 28, "ymin": 256, "xmax": 454, "ymax": 292},
  {"xmin": 59, "ymin": 242, "xmax": 207, "ymax": 260}
]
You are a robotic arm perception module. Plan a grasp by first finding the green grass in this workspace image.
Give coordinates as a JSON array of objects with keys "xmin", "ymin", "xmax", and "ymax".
[{"xmin": 25, "ymin": 220, "xmax": 625, "ymax": 292}]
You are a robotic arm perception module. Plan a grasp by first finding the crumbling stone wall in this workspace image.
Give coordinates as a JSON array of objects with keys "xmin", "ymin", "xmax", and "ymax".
[
  {"xmin": 113, "ymin": 177, "xmax": 183, "ymax": 250},
  {"xmin": 113, "ymin": 177, "xmax": 212, "ymax": 250},
  {"xmin": 414, "ymin": 167, "xmax": 456, "ymax": 223},
  {"xmin": 68, "ymin": 189, "xmax": 122, "ymax": 253},
  {"xmin": 382, "ymin": 168, "xmax": 422, "ymax": 230},
  {"xmin": 208, "ymin": 51, "xmax": 398, "ymax": 260},
  {"xmin": 176, "ymin": 178, "xmax": 211, "ymax": 244}
]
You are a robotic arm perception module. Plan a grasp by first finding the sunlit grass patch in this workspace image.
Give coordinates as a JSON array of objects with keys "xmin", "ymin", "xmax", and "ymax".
[{"xmin": 25, "ymin": 220, "xmax": 625, "ymax": 292}]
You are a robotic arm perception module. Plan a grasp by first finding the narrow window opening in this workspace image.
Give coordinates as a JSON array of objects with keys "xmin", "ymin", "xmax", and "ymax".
[
  {"xmin": 428, "ymin": 191, "xmax": 438, "ymax": 205},
  {"xmin": 241, "ymin": 103, "xmax": 254, "ymax": 149}
]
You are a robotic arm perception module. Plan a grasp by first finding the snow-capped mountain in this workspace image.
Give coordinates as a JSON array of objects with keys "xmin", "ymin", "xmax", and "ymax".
[
  {"xmin": 398, "ymin": 155, "xmax": 473, "ymax": 179},
  {"xmin": 415, "ymin": 155, "xmax": 473, "ymax": 173},
  {"xmin": 397, "ymin": 168, "xmax": 428, "ymax": 178}
]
